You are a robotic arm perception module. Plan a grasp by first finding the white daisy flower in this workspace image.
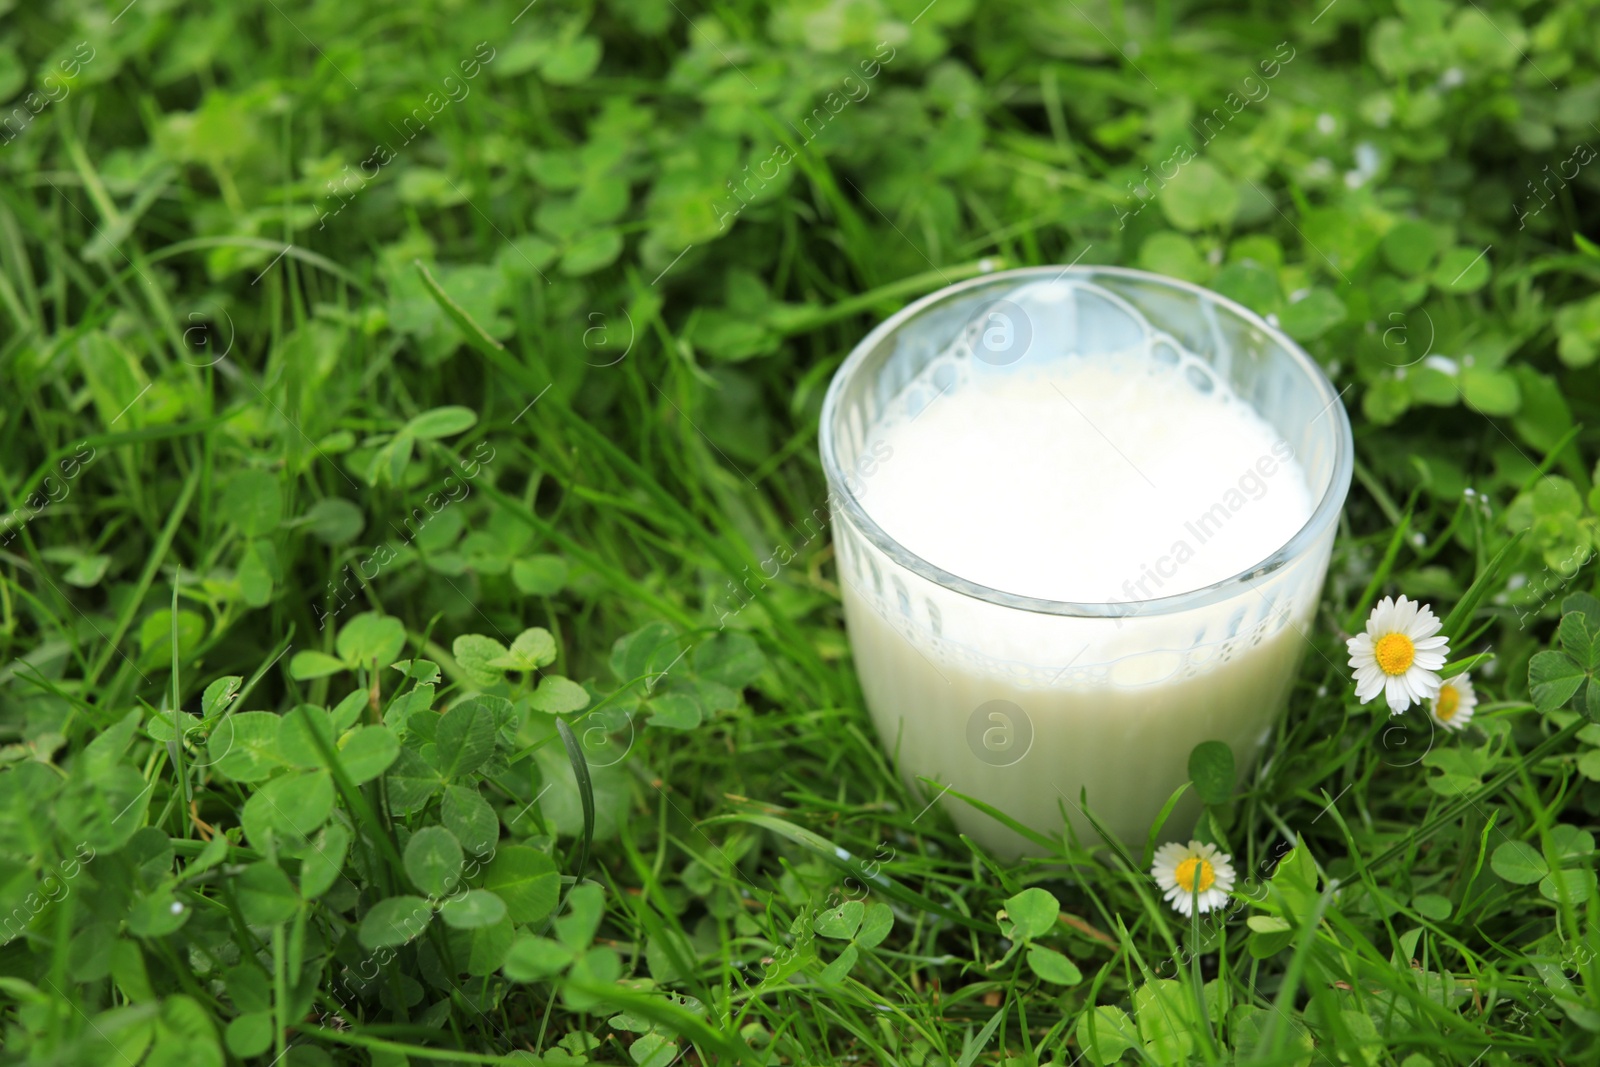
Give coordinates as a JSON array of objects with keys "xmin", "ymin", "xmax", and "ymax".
[
  {"xmin": 1152, "ymin": 840, "xmax": 1236, "ymax": 917},
  {"xmin": 1428, "ymin": 672, "xmax": 1477, "ymax": 732},
  {"xmin": 1346, "ymin": 595, "xmax": 1450, "ymax": 714}
]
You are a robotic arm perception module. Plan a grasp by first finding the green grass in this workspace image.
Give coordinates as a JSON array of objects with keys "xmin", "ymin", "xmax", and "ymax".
[{"xmin": 2, "ymin": 0, "xmax": 1600, "ymax": 1064}]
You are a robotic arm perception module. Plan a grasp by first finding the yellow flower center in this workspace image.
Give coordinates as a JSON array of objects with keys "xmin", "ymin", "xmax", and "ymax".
[
  {"xmin": 1174, "ymin": 856, "xmax": 1215, "ymax": 894},
  {"xmin": 1436, "ymin": 684, "xmax": 1460, "ymax": 721},
  {"xmin": 1374, "ymin": 632, "xmax": 1416, "ymax": 676}
]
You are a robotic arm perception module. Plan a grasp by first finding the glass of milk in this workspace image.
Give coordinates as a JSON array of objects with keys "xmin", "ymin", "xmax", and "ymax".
[{"xmin": 820, "ymin": 266, "xmax": 1352, "ymax": 859}]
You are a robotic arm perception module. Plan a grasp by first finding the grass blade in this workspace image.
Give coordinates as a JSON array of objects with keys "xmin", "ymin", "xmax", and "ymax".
[
  {"xmin": 932, "ymin": 780, "xmax": 1063, "ymax": 854},
  {"xmin": 413, "ymin": 259, "xmax": 504, "ymax": 355},
  {"xmin": 1142, "ymin": 780, "xmax": 1193, "ymax": 870},
  {"xmin": 1439, "ymin": 530, "xmax": 1526, "ymax": 643},
  {"xmin": 955, "ymin": 1004, "xmax": 1007, "ymax": 1067},
  {"xmin": 556, "ymin": 717, "xmax": 594, "ymax": 882},
  {"xmin": 1341, "ymin": 501, "xmax": 1413, "ymax": 635},
  {"xmin": 707, "ymin": 812, "xmax": 995, "ymax": 932}
]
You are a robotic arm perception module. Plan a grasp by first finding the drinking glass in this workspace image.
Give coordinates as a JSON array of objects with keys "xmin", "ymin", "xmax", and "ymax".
[{"xmin": 819, "ymin": 266, "xmax": 1353, "ymax": 858}]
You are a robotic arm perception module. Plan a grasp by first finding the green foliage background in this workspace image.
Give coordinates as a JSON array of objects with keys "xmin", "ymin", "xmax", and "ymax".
[{"xmin": 2, "ymin": 0, "xmax": 1600, "ymax": 1063}]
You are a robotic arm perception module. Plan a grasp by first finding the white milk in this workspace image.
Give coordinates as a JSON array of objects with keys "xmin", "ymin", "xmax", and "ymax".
[
  {"xmin": 834, "ymin": 279, "xmax": 1324, "ymax": 858},
  {"xmin": 863, "ymin": 361, "xmax": 1311, "ymax": 605}
]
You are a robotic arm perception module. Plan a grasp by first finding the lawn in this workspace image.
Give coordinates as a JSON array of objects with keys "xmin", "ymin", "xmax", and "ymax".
[{"xmin": 2, "ymin": 0, "xmax": 1600, "ymax": 1064}]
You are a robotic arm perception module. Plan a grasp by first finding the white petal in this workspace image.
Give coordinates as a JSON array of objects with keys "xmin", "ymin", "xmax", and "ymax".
[
  {"xmin": 1411, "ymin": 606, "xmax": 1442, "ymax": 639},
  {"xmin": 1152, "ymin": 842, "xmax": 1187, "ymax": 870},
  {"xmin": 1410, "ymin": 668, "xmax": 1442, "ymax": 697},
  {"xmin": 1384, "ymin": 675, "xmax": 1413, "ymax": 713},
  {"xmin": 1413, "ymin": 680, "xmax": 1440, "ymax": 707}
]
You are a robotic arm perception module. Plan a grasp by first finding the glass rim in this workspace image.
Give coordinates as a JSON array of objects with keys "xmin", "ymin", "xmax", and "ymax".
[{"xmin": 818, "ymin": 264, "xmax": 1354, "ymax": 619}]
